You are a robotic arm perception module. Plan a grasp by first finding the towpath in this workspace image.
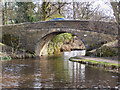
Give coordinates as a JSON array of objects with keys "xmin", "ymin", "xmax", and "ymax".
[{"xmin": 78, "ymin": 56, "xmax": 119, "ymax": 65}]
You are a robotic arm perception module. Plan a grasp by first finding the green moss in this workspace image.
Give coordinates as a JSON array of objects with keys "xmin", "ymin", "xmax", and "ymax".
[
  {"xmin": 0, "ymin": 42, "xmax": 5, "ymax": 46},
  {"xmin": 0, "ymin": 56, "xmax": 11, "ymax": 60},
  {"xmin": 48, "ymin": 33, "xmax": 72, "ymax": 55},
  {"xmin": 69, "ymin": 57, "xmax": 120, "ymax": 67},
  {"xmin": 70, "ymin": 56, "xmax": 80, "ymax": 59},
  {"xmin": 103, "ymin": 40, "xmax": 118, "ymax": 47}
]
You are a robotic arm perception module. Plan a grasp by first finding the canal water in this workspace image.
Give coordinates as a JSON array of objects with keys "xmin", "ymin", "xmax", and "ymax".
[{"xmin": 1, "ymin": 51, "xmax": 120, "ymax": 88}]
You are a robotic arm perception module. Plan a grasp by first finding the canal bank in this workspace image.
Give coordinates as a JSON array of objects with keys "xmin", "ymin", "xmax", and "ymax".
[
  {"xmin": 0, "ymin": 42, "xmax": 36, "ymax": 60},
  {"xmin": 69, "ymin": 56, "xmax": 120, "ymax": 73}
]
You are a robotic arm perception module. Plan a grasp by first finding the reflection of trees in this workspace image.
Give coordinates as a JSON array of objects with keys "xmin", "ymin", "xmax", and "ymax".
[
  {"xmin": 2, "ymin": 56, "xmax": 119, "ymax": 88},
  {"xmin": 39, "ymin": 56, "xmax": 71, "ymax": 87}
]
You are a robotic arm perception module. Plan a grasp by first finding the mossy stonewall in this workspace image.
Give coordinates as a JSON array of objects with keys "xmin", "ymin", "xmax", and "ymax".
[
  {"xmin": 48, "ymin": 33, "xmax": 73, "ymax": 55},
  {"xmin": 69, "ymin": 57, "xmax": 120, "ymax": 67}
]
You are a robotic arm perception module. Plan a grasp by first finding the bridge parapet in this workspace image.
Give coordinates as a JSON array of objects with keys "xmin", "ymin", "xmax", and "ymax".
[{"xmin": 2, "ymin": 20, "xmax": 118, "ymax": 35}]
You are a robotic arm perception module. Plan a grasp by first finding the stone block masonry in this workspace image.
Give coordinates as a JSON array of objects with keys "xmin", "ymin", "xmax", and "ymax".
[{"xmin": 1, "ymin": 20, "xmax": 118, "ymax": 56}]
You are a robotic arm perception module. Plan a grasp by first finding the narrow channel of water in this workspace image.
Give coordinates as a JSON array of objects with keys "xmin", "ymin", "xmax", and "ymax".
[{"xmin": 1, "ymin": 51, "xmax": 120, "ymax": 88}]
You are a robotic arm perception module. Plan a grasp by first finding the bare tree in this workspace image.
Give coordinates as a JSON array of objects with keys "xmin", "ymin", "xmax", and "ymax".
[
  {"xmin": 73, "ymin": 2, "xmax": 76, "ymax": 19},
  {"xmin": 110, "ymin": 1, "xmax": 119, "ymax": 23},
  {"xmin": 2, "ymin": 2, "xmax": 7, "ymax": 25},
  {"xmin": 46, "ymin": 2, "xmax": 68, "ymax": 19},
  {"xmin": 61, "ymin": 2, "xmax": 100, "ymax": 20},
  {"xmin": 75, "ymin": 2, "xmax": 99, "ymax": 20}
]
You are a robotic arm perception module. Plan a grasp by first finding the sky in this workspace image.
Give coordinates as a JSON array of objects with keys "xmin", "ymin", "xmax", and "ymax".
[
  {"xmin": 92, "ymin": 0, "xmax": 114, "ymax": 17},
  {"xmin": 3, "ymin": 0, "xmax": 119, "ymax": 17},
  {"xmin": 33, "ymin": 0, "xmax": 116, "ymax": 17}
]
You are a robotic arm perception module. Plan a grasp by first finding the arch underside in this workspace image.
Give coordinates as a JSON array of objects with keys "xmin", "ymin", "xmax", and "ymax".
[
  {"xmin": 35, "ymin": 28, "xmax": 116, "ymax": 56},
  {"xmin": 35, "ymin": 31, "xmax": 86, "ymax": 56}
]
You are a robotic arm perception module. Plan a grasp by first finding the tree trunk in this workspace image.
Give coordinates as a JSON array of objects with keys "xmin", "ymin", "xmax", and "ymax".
[
  {"xmin": 73, "ymin": 2, "xmax": 76, "ymax": 19},
  {"xmin": 110, "ymin": 2, "xmax": 119, "ymax": 23},
  {"xmin": 5, "ymin": 2, "xmax": 7, "ymax": 24}
]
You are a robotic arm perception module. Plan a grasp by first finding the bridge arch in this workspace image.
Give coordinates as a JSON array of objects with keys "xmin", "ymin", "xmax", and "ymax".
[
  {"xmin": 2, "ymin": 21, "xmax": 117, "ymax": 57},
  {"xmin": 35, "ymin": 28, "xmax": 86, "ymax": 56}
]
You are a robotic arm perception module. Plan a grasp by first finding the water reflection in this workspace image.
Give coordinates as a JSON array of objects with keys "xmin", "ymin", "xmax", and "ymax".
[
  {"xmin": 2, "ymin": 52, "xmax": 120, "ymax": 88},
  {"xmin": 64, "ymin": 50, "xmax": 86, "ymax": 57}
]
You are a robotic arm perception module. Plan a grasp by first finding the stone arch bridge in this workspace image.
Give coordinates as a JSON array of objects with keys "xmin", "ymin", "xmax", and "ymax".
[{"xmin": 1, "ymin": 20, "xmax": 118, "ymax": 56}]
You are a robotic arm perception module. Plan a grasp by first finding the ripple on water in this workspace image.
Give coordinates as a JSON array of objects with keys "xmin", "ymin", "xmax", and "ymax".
[{"xmin": 1, "ymin": 55, "xmax": 120, "ymax": 88}]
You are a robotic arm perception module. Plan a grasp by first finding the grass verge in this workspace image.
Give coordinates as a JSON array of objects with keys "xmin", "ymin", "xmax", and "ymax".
[{"xmin": 69, "ymin": 57, "xmax": 120, "ymax": 67}]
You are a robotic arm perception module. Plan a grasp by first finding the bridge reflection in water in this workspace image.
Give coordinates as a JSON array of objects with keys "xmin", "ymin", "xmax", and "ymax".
[
  {"xmin": 63, "ymin": 50, "xmax": 86, "ymax": 83},
  {"xmin": 2, "ymin": 50, "xmax": 119, "ymax": 88}
]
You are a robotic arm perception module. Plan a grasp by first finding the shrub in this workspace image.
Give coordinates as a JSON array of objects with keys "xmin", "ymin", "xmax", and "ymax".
[{"xmin": 95, "ymin": 46, "xmax": 118, "ymax": 57}]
